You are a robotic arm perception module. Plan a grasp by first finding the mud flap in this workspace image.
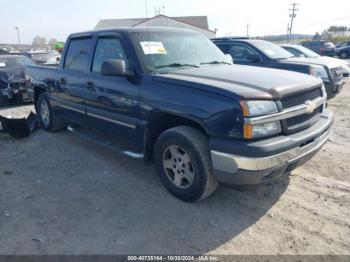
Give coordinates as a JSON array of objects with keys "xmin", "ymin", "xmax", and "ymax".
[{"xmin": 0, "ymin": 112, "xmax": 38, "ymax": 138}]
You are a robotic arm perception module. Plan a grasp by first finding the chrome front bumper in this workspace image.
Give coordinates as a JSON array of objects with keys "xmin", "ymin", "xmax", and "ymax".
[{"xmin": 211, "ymin": 127, "xmax": 330, "ymax": 174}]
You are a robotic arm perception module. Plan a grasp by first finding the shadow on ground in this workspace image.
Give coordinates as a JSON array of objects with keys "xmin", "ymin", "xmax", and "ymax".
[{"xmin": 0, "ymin": 130, "xmax": 289, "ymax": 254}]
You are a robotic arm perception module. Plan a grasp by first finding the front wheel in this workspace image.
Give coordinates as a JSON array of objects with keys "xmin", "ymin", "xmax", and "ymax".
[
  {"xmin": 154, "ymin": 126, "xmax": 217, "ymax": 202},
  {"xmin": 36, "ymin": 92, "xmax": 65, "ymax": 132}
]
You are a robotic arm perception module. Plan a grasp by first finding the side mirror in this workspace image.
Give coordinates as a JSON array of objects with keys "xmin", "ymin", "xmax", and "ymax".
[
  {"xmin": 247, "ymin": 53, "xmax": 260, "ymax": 63},
  {"xmin": 101, "ymin": 59, "xmax": 132, "ymax": 77}
]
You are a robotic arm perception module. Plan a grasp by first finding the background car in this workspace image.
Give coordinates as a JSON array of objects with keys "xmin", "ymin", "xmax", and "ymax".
[
  {"xmin": 335, "ymin": 44, "xmax": 350, "ymax": 59},
  {"xmin": 0, "ymin": 49, "xmax": 10, "ymax": 55},
  {"xmin": 281, "ymin": 44, "xmax": 350, "ymax": 77},
  {"xmin": 212, "ymin": 38, "xmax": 344, "ymax": 98},
  {"xmin": 336, "ymin": 41, "xmax": 350, "ymax": 48},
  {"xmin": 301, "ymin": 40, "xmax": 336, "ymax": 56},
  {"xmin": 20, "ymin": 51, "xmax": 60, "ymax": 65},
  {"xmin": 0, "ymin": 55, "xmax": 34, "ymax": 104}
]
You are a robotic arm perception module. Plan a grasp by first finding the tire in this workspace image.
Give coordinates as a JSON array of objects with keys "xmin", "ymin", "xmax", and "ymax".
[
  {"xmin": 36, "ymin": 92, "xmax": 65, "ymax": 132},
  {"xmin": 340, "ymin": 51, "xmax": 349, "ymax": 59},
  {"xmin": 154, "ymin": 126, "xmax": 217, "ymax": 202}
]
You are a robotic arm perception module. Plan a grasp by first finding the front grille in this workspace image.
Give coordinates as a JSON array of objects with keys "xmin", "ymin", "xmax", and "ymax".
[
  {"xmin": 281, "ymin": 87, "xmax": 322, "ymax": 109},
  {"xmin": 10, "ymin": 82, "xmax": 26, "ymax": 90},
  {"xmin": 286, "ymin": 106, "xmax": 322, "ymax": 127},
  {"xmin": 330, "ymin": 67, "xmax": 343, "ymax": 83}
]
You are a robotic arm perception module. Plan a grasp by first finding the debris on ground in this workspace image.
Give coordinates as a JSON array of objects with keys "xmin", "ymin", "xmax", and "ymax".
[
  {"xmin": 0, "ymin": 111, "xmax": 38, "ymax": 138},
  {"xmin": 32, "ymin": 234, "xmax": 48, "ymax": 244}
]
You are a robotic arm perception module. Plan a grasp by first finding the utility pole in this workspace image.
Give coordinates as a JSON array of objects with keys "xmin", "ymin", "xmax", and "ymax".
[
  {"xmin": 288, "ymin": 3, "xmax": 299, "ymax": 41},
  {"xmin": 286, "ymin": 23, "xmax": 290, "ymax": 42},
  {"xmin": 15, "ymin": 26, "xmax": 21, "ymax": 51},
  {"xmin": 246, "ymin": 24, "xmax": 250, "ymax": 38}
]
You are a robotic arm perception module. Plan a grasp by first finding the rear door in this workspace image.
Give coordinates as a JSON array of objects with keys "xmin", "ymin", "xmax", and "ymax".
[
  {"xmin": 56, "ymin": 36, "xmax": 94, "ymax": 124},
  {"xmin": 85, "ymin": 34, "xmax": 141, "ymax": 145}
]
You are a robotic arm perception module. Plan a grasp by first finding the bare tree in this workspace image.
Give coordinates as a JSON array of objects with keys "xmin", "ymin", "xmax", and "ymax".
[
  {"xmin": 48, "ymin": 38, "xmax": 58, "ymax": 49},
  {"xmin": 32, "ymin": 36, "xmax": 47, "ymax": 49}
]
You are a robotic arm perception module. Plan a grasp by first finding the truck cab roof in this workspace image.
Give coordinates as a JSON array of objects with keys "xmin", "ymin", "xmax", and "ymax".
[{"xmin": 68, "ymin": 27, "xmax": 198, "ymax": 38}]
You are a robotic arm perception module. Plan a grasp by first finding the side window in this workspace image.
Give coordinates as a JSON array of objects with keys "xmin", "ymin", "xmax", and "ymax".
[
  {"xmin": 92, "ymin": 37, "xmax": 129, "ymax": 73},
  {"xmin": 286, "ymin": 48, "xmax": 302, "ymax": 57},
  {"xmin": 216, "ymin": 44, "xmax": 229, "ymax": 54},
  {"xmin": 229, "ymin": 45, "xmax": 257, "ymax": 61},
  {"xmin": 64, "ymin": 38, "xmax": 93, "ymax": 72}
]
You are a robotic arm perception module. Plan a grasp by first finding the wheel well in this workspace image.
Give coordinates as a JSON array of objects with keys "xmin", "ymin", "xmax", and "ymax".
[
  {"xmin": 33, "ymin": 86, "xmax": 45, "ymax": 109},
  {"xmin": 34, "ymin": 87, "xmax": 45, "ymax": 105},
  {"xmin": 144, "ymin": 113, "xmax": 208, "ymax": 164}
]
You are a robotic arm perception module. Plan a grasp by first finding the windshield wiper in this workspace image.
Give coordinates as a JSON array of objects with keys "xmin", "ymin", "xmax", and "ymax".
[
  {"xmin": 200, "ymin": 61, "xmax": 231, "ymax": 65},
  {"xmin": 154, "ymin": 63, "xmax": 199, "ymax": 69}
]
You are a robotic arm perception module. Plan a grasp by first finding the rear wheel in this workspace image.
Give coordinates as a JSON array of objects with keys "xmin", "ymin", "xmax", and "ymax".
[
  {"xmin": 154, "ymin": 126, "xmax": 217, "ymax": 202},
  {"xmin": 36, "ymin": 92, "xmax": 65, "ymax": 132}
]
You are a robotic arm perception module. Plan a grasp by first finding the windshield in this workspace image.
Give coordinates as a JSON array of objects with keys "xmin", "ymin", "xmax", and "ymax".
[
  {"xmin": 294, "ymin": 45, "xmax": 320, "ymax": 58},
  {"xmin": 0, "ymin": 56, "xmax": 35, "ymax": 69},
  {"xmin": 251, "ymin": 40, "xmax": 294, "ymax": 59},
  {"xmin": 129, "ymin": 30, "xmax": 230, "ymax": 72}
]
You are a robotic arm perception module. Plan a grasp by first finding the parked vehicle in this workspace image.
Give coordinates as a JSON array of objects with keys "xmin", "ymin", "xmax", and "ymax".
[
  {"xmin": 0, "ymin": 55, "xmax": 35, "ymax": 103},
  {"xmin": 335, "ymin": 41, "xmax": 350, "ymax": 48},
  {"xmin": 335, "ymin": 44, "xmax": 350, "ymax": 59},
  {"xmin": 212, "ymin": 38, "xmax": 344, "ymax": 99},
  {"xmin": 27, "ymin": 28, "xmax": 334, "ymax": 202},
  {"xmin": 0, "ymin": 49, "xmax": 10, "ymax": 55},
  {"xmin": 301, "ymin": 40, "xmax": 336, "ymax": 57},
  {"xmin": 21, "ymin": 51, "xmax": 60, "ymax": 65},
  {"xmin": 280, "ymin": 44, "xmax": 350, "ymax": 77}
]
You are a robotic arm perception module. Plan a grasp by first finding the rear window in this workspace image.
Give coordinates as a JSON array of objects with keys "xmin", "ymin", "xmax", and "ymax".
[{"xmin": 64, "ymin": 38, "xmax": 93, "ymax": 72}]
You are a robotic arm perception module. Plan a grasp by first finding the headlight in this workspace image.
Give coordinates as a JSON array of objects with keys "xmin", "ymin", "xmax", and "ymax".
[
  {"xmin": 240, "ymin": 100, "xmax": 278, "ymax": 117},
  {"xmin": 244, "ymin": 121, "xmax": 282, "ymax": 139},
  {"xmin": 240, "ymin": 100, "xmax": 281, "ymax": 139},
  {"xmin": 310, "ymin": 65, "xmax": 329, "ymax": 82}
]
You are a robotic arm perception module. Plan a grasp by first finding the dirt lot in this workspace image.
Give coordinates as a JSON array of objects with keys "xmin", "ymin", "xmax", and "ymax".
[{"xmin": 0, "ymin": 82, "xmax": 349, "ymax": 255}]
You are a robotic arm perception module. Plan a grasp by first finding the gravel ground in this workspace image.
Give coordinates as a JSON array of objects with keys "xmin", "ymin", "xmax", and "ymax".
[{"xmin": 0, "ymin": 82, "xmax": 349, "ymax": 255}]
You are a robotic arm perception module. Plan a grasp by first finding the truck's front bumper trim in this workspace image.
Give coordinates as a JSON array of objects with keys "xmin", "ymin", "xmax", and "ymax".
[{"xmin": 211, "ymin": 125, "xmax": 330, "ymax": 173}]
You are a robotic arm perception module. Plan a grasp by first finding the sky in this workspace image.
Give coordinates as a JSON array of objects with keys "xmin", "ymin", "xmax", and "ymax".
[{"xmin": 1, "ymin": 0, "xmax": 350, "ymax": 44}]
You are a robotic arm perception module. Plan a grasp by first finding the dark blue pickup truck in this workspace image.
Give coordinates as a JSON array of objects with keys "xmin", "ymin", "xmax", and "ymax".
[
  {"xmin": 27, "ymin": 28, "xmax": 334, "ymax": 202},
  {"xmin": 212, "ymin": 38, "xmax": 344, "ymax": 99}
]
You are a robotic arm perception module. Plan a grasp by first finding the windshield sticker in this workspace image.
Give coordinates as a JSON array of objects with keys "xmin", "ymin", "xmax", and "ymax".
[
  {"xmin": 0, "ymin": 62, "xmax": 6, "ymax": 67},
  {"xmin": 140, "ymin": 42, "xmax": 167, "ymax": 55}
]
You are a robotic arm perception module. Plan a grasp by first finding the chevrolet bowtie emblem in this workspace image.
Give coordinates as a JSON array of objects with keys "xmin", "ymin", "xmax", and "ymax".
[{"xmin": 305, "ymin": 100, "xmax": 317, "ymax": 114}]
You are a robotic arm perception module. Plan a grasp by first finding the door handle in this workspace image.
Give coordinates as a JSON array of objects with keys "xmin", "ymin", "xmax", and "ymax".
[
  {"xmin": 86, "ymin": 81, "xmax": 94, "ymax": 90},
  {"xmin": 60, "ymin": 78, "xmax": 67, "ymax": 86}
]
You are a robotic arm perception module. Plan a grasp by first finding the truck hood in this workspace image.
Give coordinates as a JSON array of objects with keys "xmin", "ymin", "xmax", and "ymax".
[
  {"xmin": 153, "ymin": 65, "xmax": 322, "ymax": 100},
  {"xmin": 283, "ymin": 57, "xmax": 339, "ymax": 69},
  {"xmin": 0, "ymin": 67, "xmax": 26, "ymax": 83}
]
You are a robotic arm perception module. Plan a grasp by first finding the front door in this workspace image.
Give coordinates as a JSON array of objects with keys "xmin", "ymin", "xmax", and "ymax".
[{"xmin": 85, "ymin": 35, "xmax": 141, "ymax": 145}]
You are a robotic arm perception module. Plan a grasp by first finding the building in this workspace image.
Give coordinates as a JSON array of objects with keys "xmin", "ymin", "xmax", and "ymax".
[{"xmin": 95, "ymin": 15, "xmax": 216, "ymax": 38}]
